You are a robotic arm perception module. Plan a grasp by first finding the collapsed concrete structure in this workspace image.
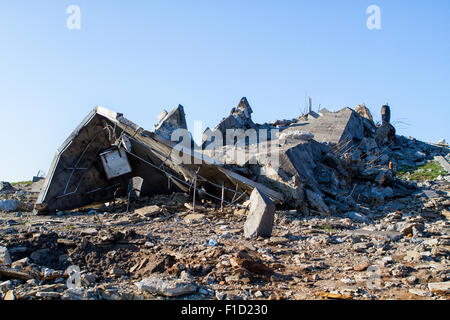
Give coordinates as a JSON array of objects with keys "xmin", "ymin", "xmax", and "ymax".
[
  {"xmin": 34, "ymin": 105, "xmax": 282, "ymax": 215},
  {"xmin": 35, "ymin": 98, "xmax": 410, "ymax": 225}
]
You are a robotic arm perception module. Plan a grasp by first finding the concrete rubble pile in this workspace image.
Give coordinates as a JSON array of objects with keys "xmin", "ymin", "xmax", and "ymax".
[
  {"xmin": 1, "ymin": 97, "xmax": 449, "ymax": 301},
  {"xmin": 27, "ymin": 98, "xmax": 420, "ymax": 219}
]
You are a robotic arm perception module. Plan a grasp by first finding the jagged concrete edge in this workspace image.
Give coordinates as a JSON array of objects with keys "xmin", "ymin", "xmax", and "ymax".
[
  {"xmin": 35, "ymin": 106, "xmax": 117, "ymax": 210},
  {"xmin": 36, "ymin": 106, "xmax": 283, "ymax": 212}
]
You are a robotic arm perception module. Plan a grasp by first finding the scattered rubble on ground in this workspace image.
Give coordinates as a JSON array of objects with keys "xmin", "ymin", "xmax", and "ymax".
[{"xmin": 1, "ymin": 98, "xmax": 449, "ymax": 300}]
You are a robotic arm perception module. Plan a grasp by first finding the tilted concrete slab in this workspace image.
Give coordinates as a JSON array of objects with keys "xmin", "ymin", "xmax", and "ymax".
[{"xmin": 281, "ymin": 107, "xmax": 374, "ymax": 145}]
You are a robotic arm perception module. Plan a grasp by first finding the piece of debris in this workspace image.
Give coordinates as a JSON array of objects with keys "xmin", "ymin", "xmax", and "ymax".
[
  {"xmin": 0, "ymin": 182, "xmax": 15, "ymax": 194},
  {"xmin": 315, "ymin": 291, "xmax": 353, "ymax": 300},
  {"xmin": 135, "ymin": 205, "xmax": 161, "ymax": 218},
  {"xmin": 428, "ymin": 282, "xmax": 450, "ymax": 294},
  {"xmin": 244, "ymin": 188, "xmax": 276, "ymax": 238},
  {"xmin": 0, "ymin": 246, "xmax": 11, "ymax": 266},
  {"xmin": 135, "ymin": 275, "xmax": 197, "ymax": 297},
  {"xmin": 0, "ymin": 96, "xmax": 447, "ymax": 301}
]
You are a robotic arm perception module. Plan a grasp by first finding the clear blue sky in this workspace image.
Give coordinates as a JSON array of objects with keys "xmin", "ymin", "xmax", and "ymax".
[{"xmin": 0, "ymin": 1, "xmax": 449, "ymax": 182}]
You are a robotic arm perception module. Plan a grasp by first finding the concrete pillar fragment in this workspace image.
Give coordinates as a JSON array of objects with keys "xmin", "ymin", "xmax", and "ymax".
[{"xmin": 244, "ymin": 188, "xmax": 276, "ymax": 238}]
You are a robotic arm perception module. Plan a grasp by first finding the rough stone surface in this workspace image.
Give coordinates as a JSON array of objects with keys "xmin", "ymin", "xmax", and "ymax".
[
  {"xmin": 0, "ymin": 182, "xmax": 14, "ymax": 194},
  {"xmin": 135, "ymin": 275, "xmax": 197, "ymax": 297},
  {"xmin": 135, "ymin": 205, "xmax": 161, "ymax": 218},
  {"xmin": 0, "ymin": 246, "xmax": 12, "ymax": 265},
  {"xmin": 428, "ymin": 282, "xmax": 450, "ymax": 293},
  {"xmin": 375, "ymin": 122, "xmax": 396, "ymax": 147},
  {"xmin": 244, "ymin": 188, "xmax": 276, "ymax": 238},
  {"xmin": 306, "ymin": 190, "xmax": 329, "ymax": 214},
  {"xmin": 355, "ymin": 103, "xmax": 374, "ymax": 123},
  {"xmin": 155, "ymin": 104, "xmax": 188, "ymax": 141}
]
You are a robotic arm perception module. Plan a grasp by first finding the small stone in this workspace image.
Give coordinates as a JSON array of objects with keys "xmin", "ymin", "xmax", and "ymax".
[
  {"xmin": 0, "ymin": 280, "xmax": 12, "ymax": 292},
  {"xmin": 347, "ymin": 212, "xmax": 369, "ymax": 223},
  {"xmin": 4, "ymin": 290, "xmax": 15, "ymax": 300},
  {"xmin": 135, "ymin": 205, "xmax": 161, "ymax": 218},
  {"xmin": 81, "ymin": 273, "xmax": 98, "ymax": 286},
  {"xmin": 340, "ymin": 277, "xmax": 356, "ymax": 285},
  {"xmin": 353, "ymin": 243, "xmax": 369, "ymax": 253},
  {"xmin": 254, "ymin": 290, "xmax": 264, "ymax": 298},
  {"xmin": 184, "ymin": 213, "xmax": 206, "ymax": 223},
  {"xmin": 381, "ymin": 256, "xmax": 393, "ymax": 266},
  {"xmin": 391, "ymin": 264, "xmax": 409, "ymax": 277},
  {"xmin": 135, "ymin": 275, "xmax": 197, "ymax": 297},
  {"xmin": 0, "ymin": 246, "xmax": 12, "ymax": 265},
  {"xmin": 354, "ymin": 262, "xmax": 370, "ymax": 272},
  {"xmin": 36, "ymin": 292, "xmax": 61, "ymax": 298},
  {"xmin": 408, "ymin": 288, "xmax": 432, "ymax": 297},
  {"xmin": 110, "ymin": 267, "xmax": 126, "ymax": 277},
  {"xmin": 428, "ymin": 282, "xmax": 450, "ymax": 293},
  {"xmin": 80, "ymin": 228, "xmax": 98, "ymax": 236},
  {"xmin": 144, "ymin": 241, "xmax": 154, "ymax": 248},
  {"xmin": 406, "ymin": 276, "xmax": 417, "ymax": 285}
]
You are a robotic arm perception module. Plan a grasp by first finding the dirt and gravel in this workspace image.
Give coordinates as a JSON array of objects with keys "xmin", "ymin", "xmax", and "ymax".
[{"xmin": 1, "ymin": 172, "xmax": 449, "ymax": 300}]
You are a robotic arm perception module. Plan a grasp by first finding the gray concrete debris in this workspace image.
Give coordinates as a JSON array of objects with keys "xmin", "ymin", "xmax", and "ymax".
[
  {"xmin": 375, "ymin": 122, "xmax": 396, "ymax": 147},
  {"xmin": 350, "ymin": 229, "xmax": 403, "ymax": 242},
  {"xmin": 135, "ymin": 275, "xmax": 197, "ymax": 297},
  {"xmin": 0, "ymin": 246, "xmax": 12, "ymax": 265},
  {"xmin": 281, "ymin": 107, "xmax": 370, "ymax": 145},
  {"xmin": 428, "ymin": 282, "xmax": 450, "ymax": 293},
  {"xmin": 381, "ymin": 104, "xmax": 391, "ymax": 124},
  {"xmin": 0, "ymin": 199, "xmax": 29, "ymax": 212},
  {"xmin": 306, "ymin": 189, "xmax": 329, "ymax": 214},
  {"xmin": 346, "ymin": 212, "xmax": 369, "ymax": 223},
  {"xmin": 244, "ymin": 188, "xmax": 276, "ymax": 238},
  {"xmin": 434, "ymin": 155, "xmax": 450, "ymax": 174},
  {"xmin": 155, "ymin": 104, "xmax": 188, "ymax": 141},
  {"xmin": 0, "ymin": 182, "xmax": 14, "ymax": 194},
  {"xmin": 355, "ymin": 103, "xmax": 374, "ymax": 123},
  {"xmin": 436, "ymin": 139, "xmax": 448, "ymax": 147},
  {"xmin": 215, "ymin": 97, "xmax": 255, "ymax": 134}
]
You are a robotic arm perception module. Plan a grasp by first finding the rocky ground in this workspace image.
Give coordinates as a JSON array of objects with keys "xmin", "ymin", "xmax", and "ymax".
[{"xmin": 0, "ymin": 138, "xmax": 449, "ymax": 301}]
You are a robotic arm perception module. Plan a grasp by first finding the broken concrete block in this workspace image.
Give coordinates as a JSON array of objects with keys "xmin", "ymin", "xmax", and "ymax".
[
  {"xmin": 434, "ymin": 156, "xmax": 450, "ymax": 174},
  {"xmin": 397, "ymin": 222, "xmax": 425, "ymax": 236},
  {"xmin": 428, "ymin": 282, "xmax": 450, "ymax": 293},
  {"xmin": 135, "ymin": 205, "xmax": 161, "ymax": 218},
  {"xmin": 305, "ymin": 189, "xmax": 329, "ymax": 214},
  {"xmin": 380, "ymin": 105, "xmax": 391, "ymax": 124},
  {"xmin": 381, "ymin": 104, "xmax": 391, "ymax": 124},
  {"xmin": 183, "ymin": 213, "xmax": 206, "ymax": 223},
  {"xmin": 346, "ymin": 212, "xmax": 369, "ymax": 223},
  {"xmin": 375, "ymin": 170, "xmax": 392, "ymax": 186},
  {"xmin": 0, "ymin": 182, "xmax": 14, "ymax": 194},
  {"xmin": 355, "ymin": 103, "xmax": 374, "ymax": 123},
  {"xmin": 436, "ymin": 139, "xmax": 448, "ymax": 147},
  {"xmin": 375, "ymin": 122, "xmax": 396, "ymax": 147},
  {"xmin": 215, "ymin": 97, "xmax": 256, "ymax": 135},
  {"xmin": 4, "ymin": 290, "xmax": 15, "ymax": 300},
  {"xmin": 157, "ymin": 109, "xmax": 168, "ymax": 122},
  {"xmin": 128, "ymin": 176, "xmax": 144, "ymax": 199},
  {"xmin": 135, "ymin": 275, "xmax": 197, "ymax": 297},
  {"xmin": 0, "ymin": 200, "xmax": 27, "ymax": 212},
  {"xmin": 0, "ymin": 246, "xmax": 11, "ymax": 266},
  {"xmin": 155, "ymin": 104, "xmax": 188, "ymax": 140},
  {"xmin": 244, "ymin": 188, "xmax": 276, "ymax": 238}
]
